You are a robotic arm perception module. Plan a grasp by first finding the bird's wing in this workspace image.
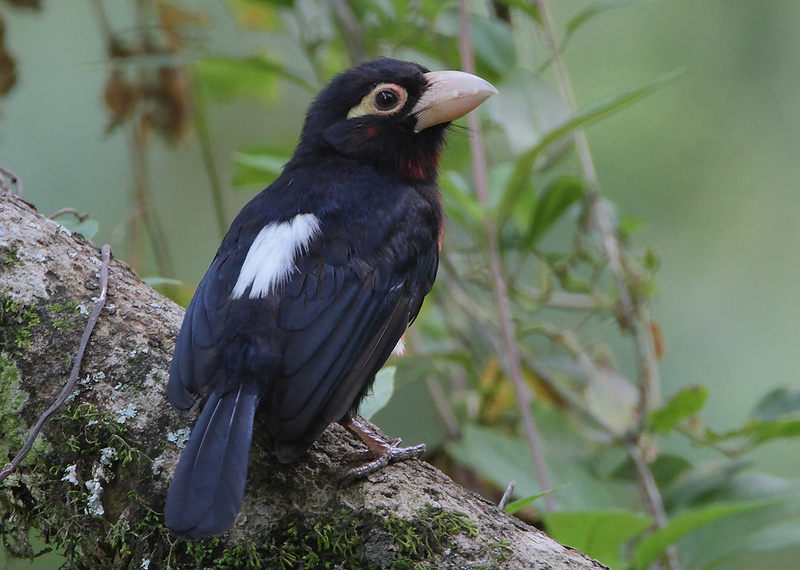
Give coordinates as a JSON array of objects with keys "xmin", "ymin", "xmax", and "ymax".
[
  {"xmin": 266, "ymin": 237, "xmax": 438, "ymax": 460},
  {"xmin": 168, "ymin": 192, "xmax": 439, "ymax": 456},
  {"xmin": 168, "ymin": 242, "xmax": 253, "ymax": 412}
]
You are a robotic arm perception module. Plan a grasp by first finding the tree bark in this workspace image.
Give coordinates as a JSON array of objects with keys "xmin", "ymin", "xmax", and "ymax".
[{"xmin": 0, "ymin": 193, "xmax": 607, "ymax": 569}]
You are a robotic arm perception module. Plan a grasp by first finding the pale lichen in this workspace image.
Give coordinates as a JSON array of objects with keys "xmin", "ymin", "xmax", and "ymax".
[
  {"xmin": 60, "ymin": 464, "xmax": 79, "ymax": 486},
  {"xmin": 166, "ymin": 427, "xmax": 191, "ymax": 449}
]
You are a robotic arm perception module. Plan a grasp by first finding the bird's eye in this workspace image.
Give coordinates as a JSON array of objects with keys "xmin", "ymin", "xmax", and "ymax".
[
  {"xmin": 374, "ymin": 89, "xmax": 400, "ymax": 111},
  {"xmin": 348, "ymin": 83, "xmax": 409, "ymax": 119}
]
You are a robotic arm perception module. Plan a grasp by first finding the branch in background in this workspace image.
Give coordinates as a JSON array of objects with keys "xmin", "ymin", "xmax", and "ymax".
[
  {"xmin": 531, "ymin": 1, "xmax": 676, "ymax": 567},
  {"xmin": 126, "ymin": 119, "xmax": 175, "ymax": 277},
  {"xmin": 90, "ymin": 0, "xmax": 175, "ymax": 278},
  {"xmin": 457, "ymin": 0, "xmax": 556, "ymax": 513},
  {"xmin": 627, "ymin": 442, "xmax": 683, "ymax": 570},
  {"xmin": 193, "ymin": 82, "xmax": 229, "ymax": 239},
  {"xmin": 331, "ymin": 0, "xmax": 365, "ymax": 65},
  {"xmin": 529, "ymin": 0, "xmax": 661, "ymax": 421}
]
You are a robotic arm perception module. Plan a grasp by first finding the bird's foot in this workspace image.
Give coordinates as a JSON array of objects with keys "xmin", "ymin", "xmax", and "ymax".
[{"xmin": 339, "ymin": 415, "xmax": 425, "ymax": 486}]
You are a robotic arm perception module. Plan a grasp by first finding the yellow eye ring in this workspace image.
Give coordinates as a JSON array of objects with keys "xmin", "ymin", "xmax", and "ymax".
[{"xmin": 348, "ymin": 83, "xmax": 408, "ymax": 119}]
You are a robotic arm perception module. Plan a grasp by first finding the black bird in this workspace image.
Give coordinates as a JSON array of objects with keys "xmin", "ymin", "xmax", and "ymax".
[{"xmin": 165, "ymin": 58, "xmax": 496, "ymax": 539}]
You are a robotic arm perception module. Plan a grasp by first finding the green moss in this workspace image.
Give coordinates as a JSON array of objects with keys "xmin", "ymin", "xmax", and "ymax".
[
  {"xmin": 1, "ymin": 390, "xmax": 491, "ymax": 570},
  {"xmin": 0, "ymin": 296, "xmax": 41, "ymax": 354},
  {"xmin": 7, "ymin": 402, "xmax": 154, "ymax": 567},
  {"xmin": 0, "ymin": 244, "xmax": 22, "ymax": 267},
  {"xmin": 47, "ymin": 300, "xmax": 81, "ymax": 332},
  {"xmin": 0, "ymin": 354, "xmax": 28, "ymax": 460},
  {"xmin": 61, "ymin": 402, "xmax": 143, "ymax": 469},
  {"xmin": 176, "ymin": 510, "xmax": 366, "ymax": 569},
  {"xmin": 381, "ymin": 506, "xmax": 478, "ymax": 570},
  {"xmin": 172, "ymin": 504, "xmax": 481, "ymax": 570}
]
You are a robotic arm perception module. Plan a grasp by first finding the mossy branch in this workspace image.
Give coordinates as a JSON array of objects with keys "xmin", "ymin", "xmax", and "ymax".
[{"xmin": 0, "ymin": 193, "xmax": 606, "ymax": 569}]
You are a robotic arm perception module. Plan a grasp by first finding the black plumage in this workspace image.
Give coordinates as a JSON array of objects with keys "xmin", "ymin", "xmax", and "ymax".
[{"xmin": 165, "ymin": 58, "xmax": 495, "ymax": 539}]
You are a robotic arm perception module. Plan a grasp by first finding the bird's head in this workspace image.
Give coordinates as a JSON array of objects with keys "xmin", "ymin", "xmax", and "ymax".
[{"xmin": 293, "ymin": 58, "xmax": 497, "ymax": 182}]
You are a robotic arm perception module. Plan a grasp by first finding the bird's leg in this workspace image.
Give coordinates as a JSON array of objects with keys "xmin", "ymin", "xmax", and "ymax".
[{"xmin": 339, "ymin": 415, "xmax": 425, "ymax": 485}]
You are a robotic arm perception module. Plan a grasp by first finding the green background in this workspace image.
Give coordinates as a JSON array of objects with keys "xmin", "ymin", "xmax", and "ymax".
[{"xmin": 2, "ymin": 1, "xmax": 799, "ymax": 568}]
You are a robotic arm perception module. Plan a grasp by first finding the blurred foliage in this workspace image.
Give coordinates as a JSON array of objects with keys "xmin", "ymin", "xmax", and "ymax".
[{"xmin": 2, "ymin": 0, "xmax": 800, "ymax": 569}]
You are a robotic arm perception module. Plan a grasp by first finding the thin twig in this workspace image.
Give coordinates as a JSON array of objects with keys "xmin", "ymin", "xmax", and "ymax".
[
  {"xmin": 531, "ymin": 1, "xmax": 675, "ymax": 567},
  {"xmin": 50, "ymin": 208, "xmax": 90, "ymax": 222},
  {"xmin": 425, "ymin": 377, "xmax": 462, "ymax": 440},
  {"xmin": 627, "ymin": 441, "xmax": 683, "ymax": 570},
  {"xmin": 457, "ymin": 0, "xmax": 555, "ymax": 512},
  {"xmin": 192, "ymin": 82, "xmax": 229, "ymax": 239},
  {"xmin": 0, "ymin": 245, "xmax": 112, "ymax": 483},
  {"xmin": 498, "ymin": 480, "xmax": 516, "ymax": 510},
  {"xmin": 0, "ymin": 165, "xmax": 22, "ymax": 196},
  {"xmin": 91, "ymin": 0, "xmax": 174, "ymax": 277},
  {"xmin": 514, "ymin": 284, "xmax": 611, "ymax": 312},
  {"xmin": 405, "ymin": 328, "xmax": 463, "ymax": 440},
  {"xmin": 127, "ymin": 118, "xmax": 175, "ymax": 277},
  {"xmin": 530, "ymin": 0, "xmax": 661, "ymax": 421},
  {"xmin": 330, "ymin": 0, "xmax": 365, "ymax": 64}
]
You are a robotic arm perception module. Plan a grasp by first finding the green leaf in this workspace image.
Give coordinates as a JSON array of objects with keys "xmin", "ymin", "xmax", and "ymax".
[
  {"xmin": 58, "ymin": 217, "xmax": 99, "ymax": 240},
  {"xmin": 486, "ymin": 70, "xmax": 570, "ymax": 157},
  {"xmin": 744, "ymin": 418, "xmax": 800, "ymax": 446},
  {"xmin": 545, "ymin": 510, "xmax": 653, "ymax": 569},
  {"xmin": 495, "ymin": 70, "xmax": 680, "ymax": 231},
  {"xmin": 505, "ymin": 488, "xmax": 562, "ymax": 515},
  {"xmin": 610, "ymin": 454, "xmax": 692, "ymax": 488},
  {"xmin": 565, "ymin": 0, "xmax": 655, "ymax": 45},
  {"xmin": 470, "ymin": 15, "xmax": 516, "ymax": 75},
  {"xmin": 233, "ymin": 145, "xmax": 289, "ymax": 188},
  {"xmin": 664, "ymin": 458, "xmax": 753, "ymax": 510},
  {"xmin": 742, "ymin": 517, "xmax": 800, "ymax": 553},
  {"xmin": 675, "ymin": 488, "xmax": 800, "ymax": 569},
  {"xmin": 439, "ymin": 170, "xmax": 487, "ymax": 230},
  {"xmin": 707, "ymin": 417, "xmax": 800, "ymax": 447},
  {"xmin": 142, "ymin": 277, "xmax": 182, "ymax": 287},
  {"xmin": 359, "ymin": 366, "xmax": 395, "ymax": 421},
  {"xmin": 633, "ymin": 500, "xmax": 778, "ymax": 570},
  {"xmin": 618, "ymin": 214, "xmax": 645, "ymax": 240},
  {"xmin": 446, "ymin": 417, "xmax": 627, "ymax": 510},
  {"xmin": 492, "ymin": 0, "xmax": 542, "ymax": 23},
  {"xmin": 750, "ymin": 387, "xmax": 800, "ymax": 421},
  {"xmin": 193, "ymin": 57, "xmax": 314, "ymax": 104},
  {"xmin": 648, "ymin": 386, "xmax": 708, "ymax": 435},
  {"xmin": 523, "ymin": 175, "xmax": 584, "ymax": 250}
]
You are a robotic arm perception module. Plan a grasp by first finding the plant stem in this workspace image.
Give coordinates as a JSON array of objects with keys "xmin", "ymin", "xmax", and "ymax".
[
  {"xmin": 627, "ymin": 441, "xmax": 683, "ymax": 570},
  {"xmin": 193, "ymin": 82, "xmax": 229, "ymax": 239},
  {"xmin": 331, "ymin": 0, "xmax": 365, "ymax": 65},
  {"xmin": 127, "ymin": 118, "xmax": 175, "ymax": 278},
  {"xmin": 530, "ymin": 0, "xmax": 661, "ymax": 420},
  {"xmin": 531, "ymin": 1, "xmax": 676, "ymax": 567},
  {"xmin": 457, "ymin": 0, "xmax": 555, "ymax": 512}
]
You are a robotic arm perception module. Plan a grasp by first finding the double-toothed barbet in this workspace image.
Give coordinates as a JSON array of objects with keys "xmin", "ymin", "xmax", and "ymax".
[{"xmin": 165, "ymin": 58, "xmax": 496, "ymax": 539}]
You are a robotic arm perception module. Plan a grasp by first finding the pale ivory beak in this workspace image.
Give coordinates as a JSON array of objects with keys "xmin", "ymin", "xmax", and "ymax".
[{"xmin": 412, "ymin": 70, "xmax": 498, "ymax": 133}]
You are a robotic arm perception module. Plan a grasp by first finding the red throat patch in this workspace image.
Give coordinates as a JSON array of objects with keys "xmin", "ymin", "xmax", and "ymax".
[{"xmin": 399, "ymin": 151, "xmax": 440, "ymax": 181}]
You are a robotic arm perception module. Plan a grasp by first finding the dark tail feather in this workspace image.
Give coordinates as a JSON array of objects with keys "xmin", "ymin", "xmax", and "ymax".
[{"xmin": 165, "ymin": 381, "xmax": 259, "ymax": 539}]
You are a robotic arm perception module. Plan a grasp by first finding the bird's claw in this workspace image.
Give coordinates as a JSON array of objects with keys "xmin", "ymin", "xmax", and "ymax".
[
  {"xmin": 339, "ymin": 439, "xmax": 426, "ymax": 486},
  {"xmin": 339, "ymin": 416, "xmax": 425, "ymax": 486},
  {"xmin": 342, "ymin": 438, "xmax": 403, "ymax": 463}
]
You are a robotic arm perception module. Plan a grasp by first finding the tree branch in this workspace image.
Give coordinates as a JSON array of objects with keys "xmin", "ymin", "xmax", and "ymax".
[{"xmin": 0, "ymin": 193, "xmax": 606, "ymax": 569}]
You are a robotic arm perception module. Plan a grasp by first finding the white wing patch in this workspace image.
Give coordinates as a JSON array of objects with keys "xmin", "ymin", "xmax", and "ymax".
[
  {"xmin": 391, "ymin": 337, "xmax": 405, "ymax": 357},
  {"xmin": 231, "ymin": 213, "xmax": 321, "ymax": 300}
]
